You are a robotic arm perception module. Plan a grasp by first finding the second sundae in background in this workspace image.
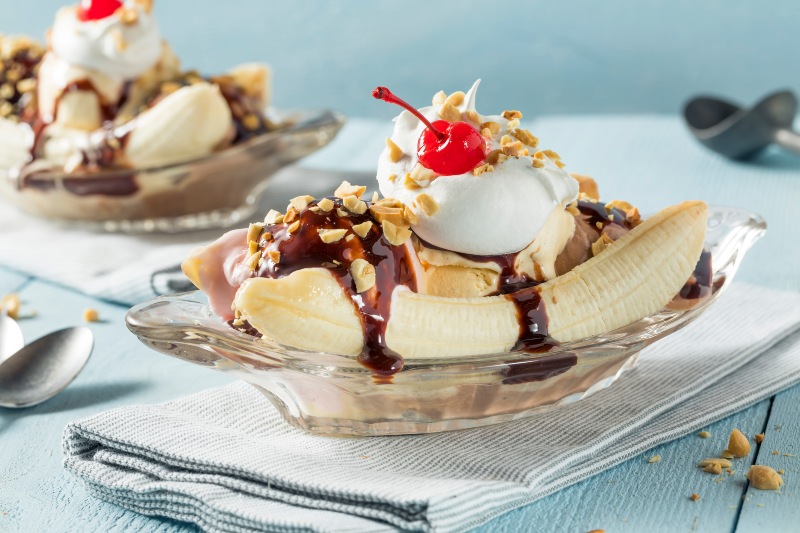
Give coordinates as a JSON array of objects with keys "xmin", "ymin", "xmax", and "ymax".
[
  {"xmin": 0, "ymin": 0, "xmax": 271, "ymax": 175},
  {"xmin": 184, "ymin": 80, "xmax": 710, "ymax": 377}
]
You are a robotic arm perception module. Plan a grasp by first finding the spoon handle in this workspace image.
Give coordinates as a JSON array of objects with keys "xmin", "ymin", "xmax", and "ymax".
[{"xmin": 774, "ymin": 129, "xmax": 800, "ymax": 155}]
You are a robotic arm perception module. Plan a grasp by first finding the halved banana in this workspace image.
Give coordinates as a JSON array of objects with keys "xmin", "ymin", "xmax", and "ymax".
[
  {"xmin": 234, "ymin": 201, "xmax": 708, "ymax": 358},
  {"xmin": 125, "ymin": 82, "xmax": 233, "ymax": 168}
]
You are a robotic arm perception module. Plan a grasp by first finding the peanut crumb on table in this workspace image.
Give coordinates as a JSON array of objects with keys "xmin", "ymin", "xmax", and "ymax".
[
  {"xmin": 83, "ymin": 308, "xmax": 100, "ymax": 322},
  {"xmin": 698, "ymin": 431, "xmax": 711, "ymax": 438},
  {"xmin": 648, "ymin": 455, "xmax": 661, "ymax": 463},
  {"xmin": 690, "ymin": 493, "xmax": 701, "ymax": 502},
  {"xmin": 755, "ymin": 433, "xmax": 765, "ymax": 444}
]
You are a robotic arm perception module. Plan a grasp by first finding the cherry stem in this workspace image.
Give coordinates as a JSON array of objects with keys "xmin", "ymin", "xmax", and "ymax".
[{"xmin": 372, "ymin": 86, "xmax": 445, "ymax": 142}]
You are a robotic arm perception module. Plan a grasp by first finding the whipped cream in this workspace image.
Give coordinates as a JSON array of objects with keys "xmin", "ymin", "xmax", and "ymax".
[
  {"xmin": 50, "ymin": 2, "xmax": 162, "ymax": 81},
  {"xmin": 377, "ymin": 80, "xmax": 578, "ymax": 256}
]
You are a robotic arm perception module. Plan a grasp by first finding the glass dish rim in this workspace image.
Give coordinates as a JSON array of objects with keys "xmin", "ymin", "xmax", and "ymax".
[{"xmin": 126, "ymin": 204, "xmax": 766, "ymax": 374}]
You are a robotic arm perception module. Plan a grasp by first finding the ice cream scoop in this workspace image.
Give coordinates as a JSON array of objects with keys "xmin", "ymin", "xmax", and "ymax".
[
  {"xmin": 375, "ymin": 80, "xmax": 578, "ymax": 255},
  {"xmin": 684, "ymin": 90, "xmax": 800, "ymax": 160}
]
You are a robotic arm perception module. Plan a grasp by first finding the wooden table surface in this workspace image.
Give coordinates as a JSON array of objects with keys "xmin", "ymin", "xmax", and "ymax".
[{"xmin": 1, "ymin": 116, "xmax": 798, "ymax": 532}]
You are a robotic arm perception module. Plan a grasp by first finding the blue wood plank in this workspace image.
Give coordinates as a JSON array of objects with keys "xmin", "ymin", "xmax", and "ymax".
[
  {"xmin": 0, "ymin": 269, "xmax": 29, "ymax": 298},
  {"xmin": 0, "ymin": 279, "xmax": 225, "ymax": 532},
  {"xmin": 474, "ymin": 401, "xmax": 771, "ymax": 533},
  {"xmin": 736, "ymin": 383, "xmax": 800, "ymax": 531}
]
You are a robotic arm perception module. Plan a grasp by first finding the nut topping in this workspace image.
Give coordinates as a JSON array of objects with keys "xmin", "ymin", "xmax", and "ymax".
[
  {"xmin": 432, "ymin": 90, "xmax": 446, "ymax": 105},
  {"xmin": 318, "ymin": 228, "xmax": 348, "ymax": 244},
  {"xmin": 289, "ymin": 195, "xmax": 315, "ymax": 212},
  {"xmin": 502, "ymin": 110, "xmax": 523, "ymax": 120},
  {"xmin": 350, "ymin": 258, "xmax": 376, "ymax": 293},
  {"xmin": 343, "ymin": 195, "xmax": 368, "ymax": 215},
  {"xmin": 444, "ymin": 91, "xmax": 465, "ymax": 106},
  {"xmin": 264, "ymin": 209, "xmax": 284, "ymax": 225},
  {"xmin": 334, "ymin": 181, "xmax": 367, "ymax": 199},
  {"xmin": 727, "ymin": 429, "xmax": 751, "ymax": 457},
  {"xmin": 382, "ymin": 220, "xmax": 412, "ymax": 246},
  {"xmin": 512, "ymin": 128, "xmax": 539, "ymax": 148},
  {"xmin": 317, "ymin": 198, "xmax": 335, "ymax": 212},
  {"xmin": 385, "ymin": 137, "xmax": 404, "ymax": 163},
  {"xmin": 246, "ymin": 223, "xmax": 265, "ymax": 244},
  {"xmin": 415, "ymin": 193, "xmax": 439, "ymax": 216},
  {"xmin": 438, "ymin": 102, "xmax": 461, "ymax": 122},
  {"xmin": 746, "ymin": 465, "xmax": 783, "ymax": 490},
  {"xmin": 352, "ymin": 221, "xmax": 374, "ymax": 238}
]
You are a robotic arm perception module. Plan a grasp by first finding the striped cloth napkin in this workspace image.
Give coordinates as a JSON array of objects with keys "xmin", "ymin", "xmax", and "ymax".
[{"xmin": 63, "ymin": 283, "xmax": 800, "ymax": 532}]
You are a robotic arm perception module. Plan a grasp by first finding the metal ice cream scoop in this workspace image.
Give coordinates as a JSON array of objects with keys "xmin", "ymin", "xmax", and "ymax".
[{"xmin": 683, "ymin": 89, "xmax": 800, "ymax": 160}]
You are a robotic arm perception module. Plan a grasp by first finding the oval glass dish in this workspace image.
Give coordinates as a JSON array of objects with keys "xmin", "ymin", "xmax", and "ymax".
[
  {"xmin": 0, "ymin": 109, "xmax": 344, "ymax": 232},
  {"xmin": 126, "ymin": 206, "xmax": 765, "ymax": 436}
]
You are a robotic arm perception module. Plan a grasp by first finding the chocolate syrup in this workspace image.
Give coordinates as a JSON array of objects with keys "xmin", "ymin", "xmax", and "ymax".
[
  {"xmin": 503, "ymin": 352, "xmax": 578, "ymax": 384},
  {"xmin": 679, "ymin": 249, "xmax": 714, "ymax": 300},
  {"xmin": 255, "ymin": 198, "xmax": 416, "ymax": 376},
  {"xmin": 505, "ymin": 286, "xmax": 557, "ymax": 352}
]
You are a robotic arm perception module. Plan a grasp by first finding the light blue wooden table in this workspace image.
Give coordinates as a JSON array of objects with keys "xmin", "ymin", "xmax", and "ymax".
[{"xmin": 1, "ymin": 115, "xmax": 799, "ymax": 532}]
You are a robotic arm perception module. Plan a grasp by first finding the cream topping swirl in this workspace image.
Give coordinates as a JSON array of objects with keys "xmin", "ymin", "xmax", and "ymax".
[
  {"xmin": 50, "ymin": 2, "xmax": 162, "ymax": 81},
  {"xmin": 377, "ymin": 80, "xmax": 578, "ymax": 256}
]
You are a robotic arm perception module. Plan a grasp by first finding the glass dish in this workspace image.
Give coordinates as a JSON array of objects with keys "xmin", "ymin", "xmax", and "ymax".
[
  {"xmin": 0, "ymin": 109, "xmax": 344, "ymax": 232},
  {"xmin": 126, "ymin": 206, "xmax": 765, "ymax": 436}
]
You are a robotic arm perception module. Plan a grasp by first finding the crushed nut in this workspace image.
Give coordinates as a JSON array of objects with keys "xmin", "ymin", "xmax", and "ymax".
[
  {"xmin": 415, "ymin": 193, "xmax": 439, "ymax": 216},
  {"xmin": 512, "ymin": 128, "xmax": 539, "ymax": 148},
  {"xmin": 242, "ymin": 114, "xmax": 260, "ymax": 131},
  {"xmin": 506, "ymin": 118, "xmax": 520, "ymax": 130},
  {"xmin": 698, "ymin": 458, "xmax": 732, "ymax": 469},
  {"xmin": 248, "ymin": 240, "xmax": 258, "ymax": 255},
  {"xmin": 336, "ymin": 208, "xmax": 349, "ymax": 217},
  {"xmin": 465, "ymin": 110, "xmax": 481, "ymax": 125},
  {"xmin": 317, "ymin": 198, "xmax": 335, "ymax": 212},
  {"xmin": 334, "ymin": 181, "xmax": 367, "ymax": 199},
  {"xmin": 264, "ymin": 209, "xmax": 284, "ymax": 225},
  {"xmin": 370, "ymin": 204, "xmax": 406, "ymax": 227},
  {"xmin": 755, "ymin": 433, "xmax": 765, "ymax": 444},
  {"xmin": 120, "ymin": 7, "xmax": 139, "ymax": 24},
  {"xmin": 500, "ymin": 134, "xmax": 514, "ymax": 146},
  {"xmin": 352, "ymin": 221, "xmax": 373, "ymax": 238},
  {"xmin": 746, "ymin": 465, "xmax": 783, "ymax": 490},
  {"xmin": 350, "ymin": 258, "xmax": 376, "ymax": 293},
  {"xmin": 649, "ymin": 455, "xmax": 661, "ymax": 463},
  {"xmin": 372, "ymin": 191, "xmax": 379, "ymax": 203},
  {"xmin": 480, "ymin": 121, "xmax": 501, "ymax": 135},
  {"xmin": 246, "ymin": 223, "xmax": 265, "ymax": 244},
  {"xmin": 690, "ymin": 493, "xmax": 701, "ymax": 502},
  {"xmin": 83, "ymin": 308, "xmax": 100, "ymax": 322},
  {"xmin": 1, "ymin": 293, "xmax": 20, "ymax": 319},
  {"xmin": 284, "ymin": 208, "xmax": 299, "ymax": 224},
  {"xmin": 543, "ymin": 149, "xmax": 561, "ymax": 160},
  {"xmin": 444, "ymin": 91, "xmax": 465, "ymax": 106},
  {"xmin": 404, "ymin": 173, "xmax": 421, "ymax": 190},
  {"xmin": 318, "ymin": 228, "xmax": 348, "ymax": 244},
  {"xmin": 721, "ymin": 450, "xmax": 735, "ymax": 459},
  {"xmin": 385, "ymin": 138, "xmax": 404, "ymax": 162},
  {"xmin": 345, "ymin": 234, "xmax": 355, "ymax": 242},
  {"xmin": 432, "ymin": 90, "xmax": 446, "ymax": 105},
  {"xmin": 438, "ymin": 102, "xmax": 461, "ymax": 122},
  {"xmin": 343, "ymin": 195, "xmax": 368, "ymax": 215},
  {"xmin": 268, "ymin": 250, "xmax": 281, "ymax": 263},
  {"xmin": 403, "ymin": 205, "xmax": 419, "ymax": 225},
  {"xmin": 531, "ymin": 159, "xmax": 544, "ymax": 168},
  {"xmin": 15, "ymin": 78, "xmax": 35, "ymax": 94},
  {"xmin": 502, "ymin": 110, "xmax": 523, "ymax": 120},
  {"xmin": 571, "ymin": 173, "xmax": 600, "ymax": 200},
  {"xmin": 381, "ymin": 220, "xmax": 412, "ymax": 246},
  {"xmin": 728, "ymin": 429, "xmax": 751, "ymax": 458},
  {"xmin": 410, "ymin": 164, "xmax": 436, "ymax": 186},
  {"xmin": 703, "ymin": 463, "xmax": 723, "ymax": 475},
  {"xmin": 289, "ymin": 195, "xmax": 315, "ymax": 212},
  {"xmin": 246, "ymin": 251, "xmax": 261, "ymax": 270},
  {"xmin": 388, "ymin": 173, "xmax": 397, "ymax": 182},
  {"xmin": 591, "ymin": 234, "xmax": 614, "ymax": 257},
  {"xmin": 502, "ymin": 140, "xmax": 524, "ymax": 157},
  {"xmin": 698, "ymin": 431, "xmax": 712, "ymax": 439},
  {"xmin": 287, "ymin": 221, "xmax": 301, "ymax": 233},
  {"xmin": 472, "ymin": 163, "xmax": 494, "ymax": 176}
]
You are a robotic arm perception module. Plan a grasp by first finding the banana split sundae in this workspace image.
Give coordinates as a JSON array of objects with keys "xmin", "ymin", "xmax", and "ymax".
[
  {"xmin": 0, "ymin": 0, "xmax": 277, "ymax": 221},
  {"xmin": 184, "ymin": 81, "xmax": 710, "ymax": 376}
]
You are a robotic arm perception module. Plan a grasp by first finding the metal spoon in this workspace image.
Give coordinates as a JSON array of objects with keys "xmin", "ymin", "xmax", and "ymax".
[
  {"xmin": 684, "ymin": 89, "xmax": 800, "ymax": 160},
  {"xmin": 0, "ymin": 315, "xmax": 24, "ymax": 364},
  {"xmin": 0, "ymin": 327, "xmax": 93, "ymax": 408}
]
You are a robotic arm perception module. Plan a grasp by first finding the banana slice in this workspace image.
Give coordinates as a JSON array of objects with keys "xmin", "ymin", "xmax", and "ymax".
[
  {"xmin": 125, "ymin": 82, "xmax": 233, "ymax": 168},
  {"xmin": 234, "ymin": 201, "xmax": 708, "ymax": 358}
]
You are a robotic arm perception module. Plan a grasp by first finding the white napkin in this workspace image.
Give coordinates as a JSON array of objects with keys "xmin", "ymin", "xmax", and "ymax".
[{"xmin": 63, "ymin": 284, "xmax": 800, "ymax": 532}]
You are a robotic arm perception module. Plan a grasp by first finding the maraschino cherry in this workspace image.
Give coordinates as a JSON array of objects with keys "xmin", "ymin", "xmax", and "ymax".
[
  {"xmin": 78, "ymin": 0, "xmax": 123, "ymax": 21},
  {"xmin": 372, "ymin": 86, "xmax": 486, "ymax": 176}
]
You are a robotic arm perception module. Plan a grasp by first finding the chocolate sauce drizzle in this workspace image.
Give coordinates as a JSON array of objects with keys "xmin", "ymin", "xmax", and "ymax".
[{"xmin": 255, "ymin": 198, "xmax": 416, "ymax": 376}]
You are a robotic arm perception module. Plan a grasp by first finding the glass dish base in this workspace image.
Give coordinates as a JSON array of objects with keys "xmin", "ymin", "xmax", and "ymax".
[{"xmin": 126, "ymin": 206, "xmax": 765, "ymax": 435}]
